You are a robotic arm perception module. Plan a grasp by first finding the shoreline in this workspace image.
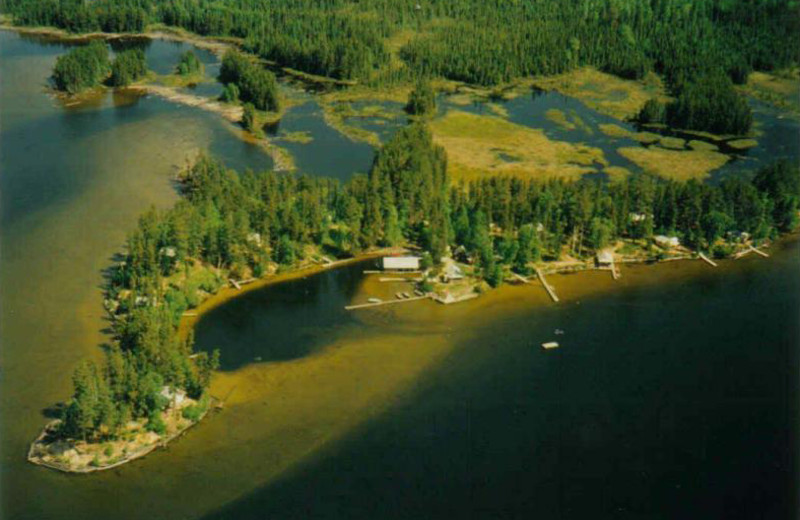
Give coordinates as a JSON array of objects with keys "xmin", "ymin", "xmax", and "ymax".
[
  {"xmin": 26, "ymin": 248, "xmax": 404, "ymax": 474},
  {"xmin": 27, "ymin": 403, "xmax": 212, "ymax": 474},
  {"xmin": 0, "ymin": 24, "xmax": 301, "ymax": 171},
  {"xmin": 178, "ymin": 248, "xmax": 405, "ymax": 339},
  {"xmin": 22, "ymin": 228, "xmax": 789, "ymax": 474}
]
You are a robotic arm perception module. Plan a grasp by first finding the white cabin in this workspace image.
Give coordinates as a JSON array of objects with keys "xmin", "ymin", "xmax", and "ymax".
[
  {"xmin": 654, "ymin": 235, "xmax": 680, "ymax": 249},
  {"xmin": 382, "ymin": 256, "xmax": 421, "ymax": 271},
  {"xmin": 596, "ymin": 250, "xmax": 614, "ymax": 266}
]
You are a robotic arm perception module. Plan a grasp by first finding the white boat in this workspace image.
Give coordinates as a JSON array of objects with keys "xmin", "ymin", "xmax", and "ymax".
[
  {"xmin": 368, "ymin": 297, "xmax": 381, "ymax": 304},
  {"xmin": 541, "ymin": 341, "xmax": 559, "ymax": 350}
]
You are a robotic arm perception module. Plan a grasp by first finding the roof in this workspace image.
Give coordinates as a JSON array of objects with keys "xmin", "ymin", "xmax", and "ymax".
[
  {"xmin": 444, "ymin": 263, "xmax": 465, "ymax": 278},
  {"xmin": 654, "ymin": 235, "xmax": 680, "ymax": 246},
  {"xmin": 382, "ymin": 256, "xmax": 420, "ymax": 270},
  {"xmin": 597, "ymin": 250, "xmax": 614, "ymax": 263}
]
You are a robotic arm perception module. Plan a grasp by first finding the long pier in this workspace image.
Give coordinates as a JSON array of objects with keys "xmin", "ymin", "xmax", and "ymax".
[
  {"xmin": 749, "ymin": 245, "xmax": 769, "ymax": 258},
  {"xmin": 511, "ymin": 272, "xmax": 532, "ymax": 284},
  {"xmin": 698, "ymin": 252, "xmax": 718, "ymax": 267},
  {"xmin": 610, "ymin": 257, "xmax": 620, "ymax": 280},
  {"xmin": 345, "ymin": 294, "xmax": 431, "ymax": 310},
  {"xmin": 534, "ymin": 267, "xmax": 559, "ymax": 302}
]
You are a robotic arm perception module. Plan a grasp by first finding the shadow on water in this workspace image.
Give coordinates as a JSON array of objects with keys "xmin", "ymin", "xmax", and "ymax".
[
  {"xmin": 193, "ymin": 262, "xmax": 370, "ymax": 370},
  {"xmin": 200, "ymin": 241, "xmax": 800, "ymax": 520}
]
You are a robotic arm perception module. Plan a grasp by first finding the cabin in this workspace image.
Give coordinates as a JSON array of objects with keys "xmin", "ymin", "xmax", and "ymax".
[
  {"xmin": 629, "ymin": 212, "xmax": 648, "ymax": 223},
  {"xmin": 441, "ymin": 262, "xmax": 465, "ymax": 282},
  {"xmin": 246, "ymin": 232, "xmax": 262, "ymax": 246},
  {"xmin": 596, "ymin": 249, "xmax": 614, "ymax": 266},
  {"xmin": 654, "ymin": 235, "xmax": 680, "ymax": 249},
  {"xmin": 160, "ymin": 386, "xmax": 187, "ymax": 407},
  {"xmin": 159, "ymin": 246, "xmax": 176, "ymax": 258},
  {"xmin": 382, "ymin": 256, "xmax": 421, "ymax": 271}
]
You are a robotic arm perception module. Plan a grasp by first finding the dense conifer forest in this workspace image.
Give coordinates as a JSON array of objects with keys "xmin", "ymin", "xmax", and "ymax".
[{"xmin": 4, "ymin": 0, "xmax": 798, "ymax": 133}]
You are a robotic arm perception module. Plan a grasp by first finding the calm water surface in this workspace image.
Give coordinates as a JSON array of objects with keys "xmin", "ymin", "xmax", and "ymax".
[{"xmin": 1, "ymin": 28, "xmax": 798, "ymax": 520}]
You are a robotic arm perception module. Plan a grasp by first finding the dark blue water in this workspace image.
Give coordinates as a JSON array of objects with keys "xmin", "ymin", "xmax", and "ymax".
[{"xmin": 201, "ymin": 240, "xmax": 800, "ymax": 520}]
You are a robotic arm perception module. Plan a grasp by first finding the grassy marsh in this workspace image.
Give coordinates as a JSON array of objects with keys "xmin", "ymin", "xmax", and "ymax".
[
  {"xmin": 532, "ymin": 67, "xmax": 669, "ymax": 120},
  {"xmin": 617, "ymin": 146, "xmax": 730, "ymax": 181},
  {"xmin": 430, "ymin": 110, "xmax": 607, "ymax": 181}
]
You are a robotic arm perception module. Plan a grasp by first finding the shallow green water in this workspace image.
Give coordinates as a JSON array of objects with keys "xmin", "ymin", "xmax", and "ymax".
[{"xmin": 1, "ymin": 28, "xmax": 799, "ymax": 520}]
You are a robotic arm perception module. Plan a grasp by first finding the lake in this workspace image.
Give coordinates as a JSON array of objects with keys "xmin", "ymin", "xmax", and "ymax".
[{"xmin": 0, "ymin": 28, "xmax": 798, "ymax": 520}]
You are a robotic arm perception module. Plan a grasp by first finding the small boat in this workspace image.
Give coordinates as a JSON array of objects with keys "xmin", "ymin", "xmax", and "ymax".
[
  {"xmin": 395, "ymin": 292, "xmax": 403, "ymax": 299},
  {"xmin": 554, "ymin": 329, "xmax": 564, "ymax": 335},
  {"xmin": 402, "ymin": 292, "xmax": 411, "ymax": 299},
  {"xmin": 368, "ymin": 297, "xmax": 381, "ymax": 304},
  {"xmin": 541, "ymin": 341, "xmax": 560, "ymax": 350}
]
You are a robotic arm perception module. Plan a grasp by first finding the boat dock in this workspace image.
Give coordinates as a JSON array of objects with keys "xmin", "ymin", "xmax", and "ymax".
[
  {"xmin": 511, "ymin": 272, "xmax": 532, "ymax": 284},
  {"xmin": 610, "ymin": 257, "xmax": 620, "ymax": 280},
  {"xmin": 698, "ymin": 252, "xmax": 718, "ymax": 267},
  {"xmin": 345, "ymin": 294, "xmax": 431, "ymax": 310},
  {"xmin": 749, "ymin": 245, "xmax": 769, "ymax": 258},
  {"xmin": 534, "ymin": 267, "xmax": 559, "ymax": 302}
]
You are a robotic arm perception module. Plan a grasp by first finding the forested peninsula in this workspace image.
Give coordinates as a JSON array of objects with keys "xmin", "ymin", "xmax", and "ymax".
[
  {"xmin": 27, "ymin": 115, "xmax": 800, "ymax": 471},
  {"xmin": 7, "ymin": 0, "xmax": 798, "ymax": 472}
]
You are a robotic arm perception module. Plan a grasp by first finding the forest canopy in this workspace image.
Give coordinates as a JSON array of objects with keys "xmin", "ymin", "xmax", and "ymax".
[{"xmin": 7, "ymin": 0, "xmax": 798, "ymax": 133}]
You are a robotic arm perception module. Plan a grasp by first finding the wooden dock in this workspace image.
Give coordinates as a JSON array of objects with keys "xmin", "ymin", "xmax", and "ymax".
[
  {"xmin": 229, "ymin": 278, "xmax": 242, "ymax": 290},
  {"xmin": 511, "ymin": 272, "xmax": 532, "ymax": 284},
  {"xmin": 698, "ymin": 252, "xmax": 718, "ymax": 267},
  {"xmin": 610, "ymin": 257, "xmax": 620, "ymax": 280},
  {"xmin": 345, "ymin": 294, "xmax": 431, "ymax": 310},
  {"xmin": 749, "ymin": 245, "xmax": 769, "ymax": 258},
  {"xmin": 534, "ymin": 267, "xmax": 559, "ymax": 302}
]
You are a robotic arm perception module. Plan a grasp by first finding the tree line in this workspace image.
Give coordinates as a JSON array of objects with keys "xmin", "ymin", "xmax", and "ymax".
[{"xmin": 8, "ymin": 0, "xmax": 797, "ymax": 134}]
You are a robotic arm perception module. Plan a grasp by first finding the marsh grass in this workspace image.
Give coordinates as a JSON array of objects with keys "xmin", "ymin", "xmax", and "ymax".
[
  {"xmin": 532, "ymin": 67, "xmax": 670, "ymax": 120},
  {"xmin": 617, "ymin": 146, "xmax": 729, "ymax": 181},
  {"xmin": 431, "ymin": 111, "xmax": 606, "ymax": 181}
]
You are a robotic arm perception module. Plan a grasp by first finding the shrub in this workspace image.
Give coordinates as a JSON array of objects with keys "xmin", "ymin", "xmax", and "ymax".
[{"xmin": 146, "ymin": 411, "xmax": 166, "ymax": 435}]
